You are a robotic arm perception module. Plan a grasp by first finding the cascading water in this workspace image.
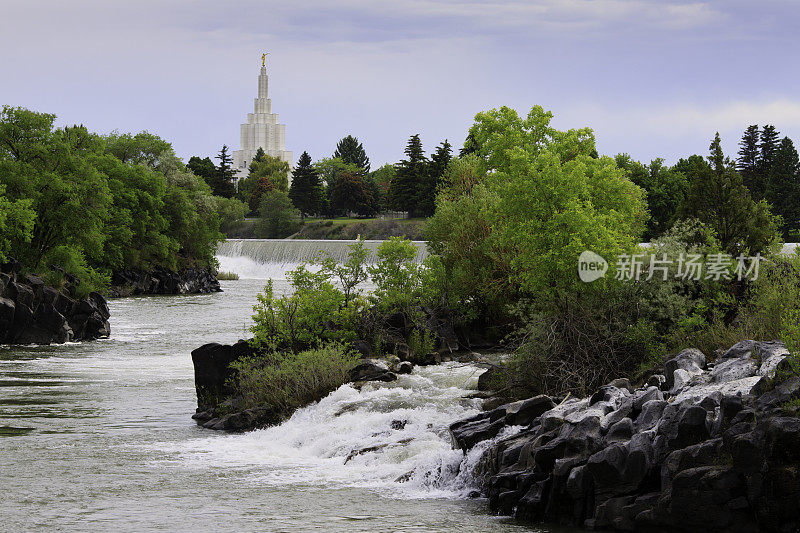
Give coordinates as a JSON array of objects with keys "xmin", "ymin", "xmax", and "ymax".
[
  {"xmin": 216, "ymin": 239, "xmax": 429, "ymax": 279},
  {"xmin": 164, "ymin": 361, "xmax": 518, "ymax": 500}
]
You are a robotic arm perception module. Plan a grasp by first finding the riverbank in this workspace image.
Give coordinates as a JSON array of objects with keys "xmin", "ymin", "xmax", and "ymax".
[
  {"xmin": 453, "ymin": 340, "xmax": 800, "ymax": 532},
  {"xmin": 110, "ymin": 266, "xmax": 221, "ymax": 297},
  {"xmin": 0, "ymin": 260, "xmax": 110, "ymax": 345}
]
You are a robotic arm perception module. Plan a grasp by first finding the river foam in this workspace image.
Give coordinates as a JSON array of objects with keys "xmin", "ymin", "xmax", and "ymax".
[{"xmin": 159, "ymin": 362, "xmax": 513, "ymax": 500}]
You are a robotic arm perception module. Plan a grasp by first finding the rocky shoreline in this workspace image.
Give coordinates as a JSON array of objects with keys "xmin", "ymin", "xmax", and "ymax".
[
  {"xmin": 110, "ymin": 266, "xmax": 221, "ymax": 297},
  {"xmin": 0, "ymin": 260, "xmax": 111, "ymax": 345},
  {"xmin": 452, "ymin": 340, "xmax": 800, "ymax": 532}
]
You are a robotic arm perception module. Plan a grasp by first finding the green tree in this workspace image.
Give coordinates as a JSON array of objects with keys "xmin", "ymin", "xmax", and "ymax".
[
  {"xmin": 616, "ymin": 154, "xmax": 687, "ymax": 240},
  {"xmin": 737, "ymin": 124, "xmax": 760, "ymax": 194},
  {"xmin": 0, "ymin": 108, "xmax": 111, "ymax": 271},
  {"xmin": 679, "ymin": 133, "xmax": 778, "ymax": 255},
  {"xmin": 416, "ymin": 139, "xmax": 452, "ymax": 217},
  {"xmin": 389, "ymin": 134, "xmax": 427, "ymax": 216},
  {"xmin": 0, "ymin": 184, "xmax": 35, "ymax": 263},
  {"xmin": 255, "ymin": 190, "xmax": 300, "ymax": 238},
  {"xmin": 766, "ymin": 137, "xmax": 800, "ymax": 238},
  {"xmin": 330, "ymin": 172, "xmax": 375, "ymax": 217},
  {"xmin": 288, "ymin": 151, "xmax": 326, "ymax": 218},
  {"xmin": 313, "ymin": 157, "xmax": 363, "ymax": 214},
  {"xmin": 211, "ymin": 145, "xmax": 236, "ymax": 198},
  {"xmin": 370, "ymin": 163, "xmax": 395, "ymax": 204},
  {"xmin": 757, "ymin": 125, "xmax": 781, "ymax": 200},
  {"xmin": 156, "ymin": 151, "xmax": 223, "ymax": 267},
  {"xmin": 239, "ymin": 153, "xmax": 290, "ymax": 201},
  {"xmin": 333, "ymin": 135, "xmax": 370, "ymax": 172},
  {"xmin": 105, "ymin": 131, "xmax": 171, "ymax": 168},
  {"xmin": 187, "ymin": 156, "xmax": 216, "ymax": 187},
  {"xmin": 249, "ymin": 176, "xmax": 276, "ymax": 212},
  {"xmin": 427, "ymin": 106, "xmax": 647, "ymax": 314}
]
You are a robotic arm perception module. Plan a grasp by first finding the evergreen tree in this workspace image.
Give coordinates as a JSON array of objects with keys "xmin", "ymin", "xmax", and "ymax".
[
  {"xmin": 388, "ymin": 134, "xmax": 428, "ymax": 216},
  {"xmin": 737, "ymin": 125, "xmax": 760, "ymax": 194},
  {"xmin": 766, "ymin": 137, "xmax": 800, "ymax": 238},
  {"xmin": 334, "ymin": 135, "xmax": 370, "ymax": 173},
  {"xmin": 680, "ymin": 133, "xmax": 777, "ymax": 254},
  {"xmin": 754, "ymin": 125, "xmax": 781, "ymax": 200},
  {"xmin": 187, "ymin": 155, "xmax": 216, "ymax": 187},
  {"xmin": 417, "ymin": 140, "xmax": 452, "ymax": 217},
  {"xmin": 212, "ymin": 145, "xmax": 236, "ymax": 198},
  {"xmin": 288, "ymin": 151, "xmax": 326, "ymax": 218},
  {"xmin": 459, "ymin": 131, "xmax": 478, "ymax": 157}
]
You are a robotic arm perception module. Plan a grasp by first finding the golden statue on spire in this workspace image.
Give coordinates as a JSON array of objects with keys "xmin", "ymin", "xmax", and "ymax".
[{"xmin": 261, "ymin": 52, "xmax": 269, "ymax": 67}]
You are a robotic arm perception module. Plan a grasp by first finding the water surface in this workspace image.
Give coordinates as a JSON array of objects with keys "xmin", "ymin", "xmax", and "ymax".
[{"xmin": 0, "ymin": 279, "xmax": 548, "ymax": 532}]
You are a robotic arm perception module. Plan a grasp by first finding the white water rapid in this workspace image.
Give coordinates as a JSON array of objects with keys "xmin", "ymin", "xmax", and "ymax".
[{"xmin": 165, "ymin": 361, "xmax": 518, "ymax": 500}]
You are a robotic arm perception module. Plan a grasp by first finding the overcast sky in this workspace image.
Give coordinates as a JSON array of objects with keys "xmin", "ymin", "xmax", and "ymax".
[{"xmin": 2, "ymin": 0, "xmax": 799, "ymax": 167}]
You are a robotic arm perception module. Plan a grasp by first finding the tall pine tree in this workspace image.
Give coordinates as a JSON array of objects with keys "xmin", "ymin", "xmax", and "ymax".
[
  {"xmin": 737, "ymin": 125, "xmax": 760, "ymax": 194},
  {"xmin": 212, "ymin": 145, "xmax": 236, "ymax": 198},
  {"xmin": 388, "ymin": 134, "xmax": 427, "ymax": 217},
  {"xmin": 754, "ymin": 125, "xmax": 781, "ymax": 200},
  {"xmin": 680, "ymin": 133, "xmax": 777, "ymax": 254},
  {"xmin": 416, "ymin": 139, "xmax": 452, "ymax": 217},
  {"xmin": 288, "ymin": 151, "xmax": 326, "ymax": 218},
  {"xmin": 766, "ymin": 137, "xmax": 800, "ymax": 238},
  {"xmin": 334, "ymin": 135, "xmax": 370, "ymax": 173}
]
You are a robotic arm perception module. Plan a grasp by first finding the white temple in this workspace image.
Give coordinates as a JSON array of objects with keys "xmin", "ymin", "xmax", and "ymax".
[{"xmin": 232, "ymin": 62, "xmax": 292, "ymax": 186}]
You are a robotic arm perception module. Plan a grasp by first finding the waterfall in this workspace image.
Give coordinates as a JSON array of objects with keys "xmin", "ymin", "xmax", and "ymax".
[
  {"xmin": 163, "ymin": 362, "xmax": 517, "ymax": 499},
  {"xmin": 217, "ymin": 239, "xmax": 430, "ymax": 279}
]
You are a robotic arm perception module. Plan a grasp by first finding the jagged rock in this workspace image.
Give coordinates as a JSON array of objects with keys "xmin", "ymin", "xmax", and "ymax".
[
  {"xmin": 452, "ymin": 340, "xmax": 800, "ymax": 532},
  {"xmin": 349, "ymin": 359, "xmax": 397, "ymax": 383},
  {"xmin": 202, "ymin": 406, "xmax": 280, "ymax": 432},
  {"xmin": 0, "ymin": 261, "xmax": 110, "ymax": 345},
  {"xmin": 664, "ymin": 348, "xmax": 706, "ymax": 391},
  {"xmin": 110, "ymin": 266, "xmax": 221, "ymax": 296},
  {"xmin": 191, "ymin": 340, "xmax": 255, "ymax": 410},
  {"xmin": 477, "ymin": 367, "xmax": 497, "ymax": 391},
  {"xmin": 504, "ymin": 395, "xmax": 555, "ymax": 426},
  {"xmin": 449, "ymin": 407, "xmax": 508, "ymax": 450}
]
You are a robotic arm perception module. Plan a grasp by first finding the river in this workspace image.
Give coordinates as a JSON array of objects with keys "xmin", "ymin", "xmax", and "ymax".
[{"xmin": 0, "ymin": 273, "xmax": 551, "ymax": 532}]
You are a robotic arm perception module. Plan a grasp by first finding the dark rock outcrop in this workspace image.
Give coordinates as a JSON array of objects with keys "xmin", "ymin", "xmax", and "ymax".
[
  {"xmin": 454, "ymin": 340, "xmax": 800, "ymax": 532},
  {"xmin": 191, "ymin": 340, "xmax": 256, "ymax": 411},
  {"xmin": 191, "ymin": 340, "xmax": 405, "ymax": 432},
  {"xmin": 110, "ymin": 266, "xmax": 221, "ymax": 297},
  {"xmin": 349, "ymin": 359, "xmax": 398, "ymax": 383},
  {"xmin": 0, "ymin": 260, "xmax": 110, "ymax": 345}
]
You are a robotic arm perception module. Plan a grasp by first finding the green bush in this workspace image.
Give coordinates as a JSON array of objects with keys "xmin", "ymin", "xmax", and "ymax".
[{"xmin": 230, "ymin": 343, "xmax": 358, "ymax": 413}]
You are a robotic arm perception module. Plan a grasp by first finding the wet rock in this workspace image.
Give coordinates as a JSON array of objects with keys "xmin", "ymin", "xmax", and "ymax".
[
  {"xmin": 110, "ymin": 266, "xmax": 221, "ymax": 296},
  {"xmin": 0, "ymin": 262, "xmax": 109, "ymax": 345},
  {"xmin": 504, "ymin": 395, "xmax": 555, "ymax": 426},
  {"xmin": 191, "ymin": 340, "xmax": 255, "ymax": 410},
  {"xmin": 396, "ymin": 361, "xmax": 414, "ymax": 374},
  {"xmin": 452, "ymin": 340, "xmax": 800, "ymax": 532},
  {"xmin": 349, "ymin": 359, "xmax": 397, "ymax": 383},
  {"xmin": 477, "ymin": 367, "xmax": 497, "ymax": 391}
]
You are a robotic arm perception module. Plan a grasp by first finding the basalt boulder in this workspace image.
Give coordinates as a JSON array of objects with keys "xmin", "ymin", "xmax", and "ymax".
[
  {"xmin": 110, "ymin": 266, "xmax": 221, "ymax": 297},
  {"xmin": 453, "ymin": 340, "xmax": 800, "ymax": 532},
  {"xmin": 0, "ymin": 260, "xmax": 111, "ymax": 345}
]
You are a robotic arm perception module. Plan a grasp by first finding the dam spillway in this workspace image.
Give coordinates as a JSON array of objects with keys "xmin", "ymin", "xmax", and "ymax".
[{"xmin": 216, "ymin": 239, "xmax": 429, "ymax": 279}]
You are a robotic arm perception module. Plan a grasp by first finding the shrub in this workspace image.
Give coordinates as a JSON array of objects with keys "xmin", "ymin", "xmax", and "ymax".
[
  {"xmin": 230, "ymin": 343, "xmax": 358, "ymax": 413},
  {"xmin": 216, "ymin": 270, "xmax": 239, "ymax": 280}
]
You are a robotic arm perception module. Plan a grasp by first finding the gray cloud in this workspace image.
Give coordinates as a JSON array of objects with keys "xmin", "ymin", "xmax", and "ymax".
[{"xmin": 1, "ymin": 1, "xmax": 798, "ymax": 166}]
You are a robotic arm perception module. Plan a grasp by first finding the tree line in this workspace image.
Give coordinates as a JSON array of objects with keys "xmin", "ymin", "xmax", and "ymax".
[{"xmin": 0, "ymin": 106, "xmax": 239, "ymax": 293}]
